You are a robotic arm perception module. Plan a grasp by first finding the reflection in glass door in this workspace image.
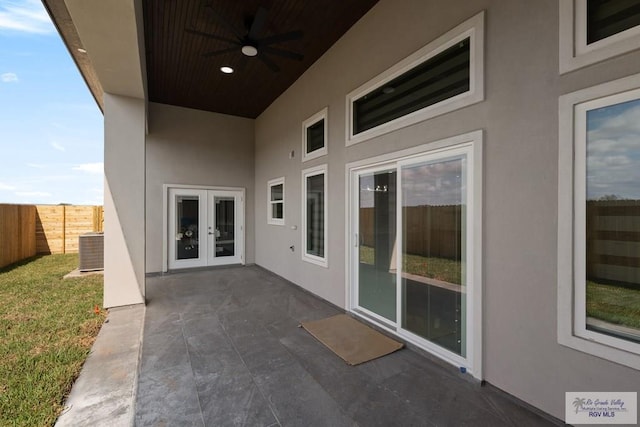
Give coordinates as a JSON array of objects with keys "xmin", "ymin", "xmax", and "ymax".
[
  {"xmin": 358, "ymin": 168, "xmax": 397, "ymax": 322},
  {"xmin": 400, "ymin": 157, "xmax": 466, "ymax": 357},
  {"xmin": 208, "ymin": 191, "xmax": 243, "ymax": 266},
  {"xmin": 176, "ymin": 195, "xmax": 200, "ymax": 260}
]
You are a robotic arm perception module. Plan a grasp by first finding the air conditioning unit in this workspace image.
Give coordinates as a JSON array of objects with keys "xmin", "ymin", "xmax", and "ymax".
[{"xmin": 79, "ymin": 232, "xmax": 104, "ymax": 272}]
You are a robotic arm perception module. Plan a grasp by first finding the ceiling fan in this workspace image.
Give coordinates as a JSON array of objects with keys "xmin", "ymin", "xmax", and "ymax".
[{"xmin": 187, "ymin": 4, "xmax": 304, "ymax": 72}]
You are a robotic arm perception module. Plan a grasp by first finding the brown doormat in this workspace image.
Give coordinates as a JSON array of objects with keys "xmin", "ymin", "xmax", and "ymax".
[{"xmin": 301, "ymin": 314, "xmax": 403, "ymax": 365}]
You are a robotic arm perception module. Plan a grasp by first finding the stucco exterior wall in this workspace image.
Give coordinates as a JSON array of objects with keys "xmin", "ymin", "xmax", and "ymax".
[
  {"xmin": 103, "ymin": 93, "xmax": 145, "ymax": 307},
  {"xmin": 254, "ymin": 0, "xmax": 640, "ymax": 419},
  {"xmin": 145, "ymin": 102, "xmax": 255, "ymax": 273}
]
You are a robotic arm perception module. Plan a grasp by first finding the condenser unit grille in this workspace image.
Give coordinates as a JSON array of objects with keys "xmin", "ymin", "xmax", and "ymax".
[{"xmin": 79, "ymin": 232, "xmax": 104, "ymax": 272}]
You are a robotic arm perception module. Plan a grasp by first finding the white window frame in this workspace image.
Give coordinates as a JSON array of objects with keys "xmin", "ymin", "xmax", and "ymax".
[
  {"xmin": 345, "ymin": 130, "xmax": 483, "ymax": 379},
  {"xmin": 345, "ymin": 11, "xmax": 484, "ymax": 146},
  {"xmin": 302, "ymin": 164, "xmax": 328, "ymax": 267},
  {"xmin": 267, "ymin": 177, "xmax": 285, "ymax": 226},
  {"xmin": 560, "ymin": 0, "xmax": 640, "ymax": 74},
  {"xmin": 558, "ymin": 73, "xmax": 640, "ymax": 370},
  {"xmin": 302, "ymin": 107, "xmax": 328, "ymax": 162}
]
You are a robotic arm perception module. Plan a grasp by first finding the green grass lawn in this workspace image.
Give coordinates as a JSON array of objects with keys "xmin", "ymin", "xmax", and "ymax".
[
  {"xmin": 0, "ymin": 254, "xmax": 105, "ymax": 427},
  {"xmin": 587, "ymin": 281, "xmax": 640, "ymax": 330},
  {"xmin": 359, "ymin": 246, "xmax": 461, "ymax": 284}
]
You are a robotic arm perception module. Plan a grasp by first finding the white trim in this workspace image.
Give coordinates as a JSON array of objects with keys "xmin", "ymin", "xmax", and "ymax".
[
  {"xmin": 267, "ymin": 177, "xmax": 285, "ymax": 226},
  {"xmin": 345, "ymin": 130, "xmax": 483, "ymax": 379},
  {"xmin": 302, "ymin": 107, "xmax": 328, "ymax": 162},
  {"xmin": 345, "ymin": 11, "xmax": 484, "ymax": 146},
  {"xmin": 302, "ymin": 164, "xmax": 328, "ymax": 268},
  {"xmin": 560, "ymin": 0, "xmax": 640, "ymax": 74},
  {"xmin": 558, "ymin": 73, "xmax": 640, "ymax": 370}
]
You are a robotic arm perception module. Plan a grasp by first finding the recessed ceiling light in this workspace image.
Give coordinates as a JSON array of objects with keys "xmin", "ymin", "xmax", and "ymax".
[
  {"xmin": 220, "ymin": 66, "xmax": 234, "ymax": 74},
  {"xmin": 77, "ymin": 48, "xmax": 87, "ymax": 53},
  {"xmin": 241, "ymin": 45, "xmax": 258, "ymax": 57}
]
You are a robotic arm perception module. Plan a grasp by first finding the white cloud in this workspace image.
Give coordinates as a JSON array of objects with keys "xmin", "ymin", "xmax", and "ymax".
[
  {"xmin": 0, "ymin": 182, "xmax": 16, "ymax": 191},
  {"xmin": 26, "ymin": 162, "xmax": 46, "ymax": 168},
  {"xmin": 72, "ymin": 162, "xmax": 103, "ymax": 174},
  {"xmin": 1, "ymin": 72, "xmax": 18, "ymax": 83},
  {"xmin": 0, "ymin": 0, "xmax": 55, "ymax": 34},
  {"xmin": 50, "ymin": 141, "xmax": 65, "ymax": 151},
  {"xmin": 15, "ymin": 191, "xmax": 51, "ymax": 197}
]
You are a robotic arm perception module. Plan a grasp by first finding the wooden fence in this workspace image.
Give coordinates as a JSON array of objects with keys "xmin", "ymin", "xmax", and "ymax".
[
  {"xmin": 0, "ymin": 204, "xmax": 103, "ymax": 268},
  {"xmin": 586, "ymin": 199, "xmax": 640, "ymax": 286},
  {"xmin": 360, "ymin": 205, "xmax": 462, "ymax": 260},
  {"xmin": 0, "ymin": 204, "xmax": 37, "ymax": 269}
]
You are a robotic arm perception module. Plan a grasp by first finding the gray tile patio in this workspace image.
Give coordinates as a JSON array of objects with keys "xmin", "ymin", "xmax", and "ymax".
[{"xmin": 135, "ymin": 266, "xmax": 560, "ymax": 427}]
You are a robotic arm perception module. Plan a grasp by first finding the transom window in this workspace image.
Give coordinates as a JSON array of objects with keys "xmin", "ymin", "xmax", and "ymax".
[
  {"xmin": 346, "ymin": 11, "xmax": 484, "ymax": 145},
  {"xmin": 560, "ymin": 0, "xmax": 640, "ymax": 73},
  {"xmin": 267, "ymin": 177, "xmax": 284, "ymax": 225}
]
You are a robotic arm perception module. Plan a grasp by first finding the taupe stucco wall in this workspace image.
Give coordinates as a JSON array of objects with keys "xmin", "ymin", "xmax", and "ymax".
[
  {"xmin": 103, "ymin": 93, "xmax": 145, "ymax": 307},
  {"xmin": 145, "ymin": 102, "xmax": 255, "ymax": 273},
  {"xmin": 254, "ymin": 0, "xmax": 640, "ymax": 419}
]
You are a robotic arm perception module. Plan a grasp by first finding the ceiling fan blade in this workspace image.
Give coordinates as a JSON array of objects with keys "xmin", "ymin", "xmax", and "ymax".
[
  {"xmin": 204, "ymin": 4, "xmax": 244, "ymax": 39},
  {"xmin": 259, "ymin": 30, "xmax": 304, "ymax": 46},
  {"xmin": 261, "ymin": 46, "xmax": 303, "ymax": 61},
  {"xmin": 185, "ymin": 29, "xmax": 239, "ymax": 46},
  {"xmin": 248, "ymin": 6, "xmax": 268, "ymax": 40},
  {"xmin": 258, "ymin": 54, "xmax": 280, "ymax": 72},
  {"xmin": 203, "ymin": 46, "xmax": 239, "ymax": 58}
]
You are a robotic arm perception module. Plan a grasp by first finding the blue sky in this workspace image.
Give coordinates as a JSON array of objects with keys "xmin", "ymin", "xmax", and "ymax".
[{"xmin": 0, "ymin": 0, "xmax": 103, "ymax": 205}]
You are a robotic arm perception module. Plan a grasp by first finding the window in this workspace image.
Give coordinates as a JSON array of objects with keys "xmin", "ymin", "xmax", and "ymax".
[
  {"xmin": 302, "ymin": 165, "xmax": 328, "ymax": 267},
  {"xmin": 560, "ymin": 0, "xmax": 640, "ymax": 73},
  {"xmin": 346, "ymin": 11, "xmax": 484, "ymax": 145},
  {"xmin": 302, "ymin": 108, "xmax": 328, "ymax": 161},
  {"xmin": 267, "ymin": 177, "xmax": 284, "ymax": 225},
  {"xmin": 558, "ymin": 73, "xmax": 640, "ymax": 370}
]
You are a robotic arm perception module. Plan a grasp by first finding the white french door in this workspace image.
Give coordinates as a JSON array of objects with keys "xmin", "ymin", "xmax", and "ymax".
[
  {"xmin": 168, "ymin": 187, "xmax": 244, "ymax": 270},
  {"xmin": 348, "ymin": 135, "xmax": 482, "ymax": 378}
]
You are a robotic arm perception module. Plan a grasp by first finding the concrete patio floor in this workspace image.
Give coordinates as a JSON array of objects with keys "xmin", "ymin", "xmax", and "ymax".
[{"xmin": 135, "ymin": 265, "xmax": 561, "ymax": 426}]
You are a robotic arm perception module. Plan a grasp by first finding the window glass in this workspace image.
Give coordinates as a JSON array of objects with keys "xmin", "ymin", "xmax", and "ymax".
[
  {"xmin": 585, "ymin": 97, "xmax": 640, "ymax": 343},
  {"xmin": 306, "ymin": 120, "xmax": 325, "ymax": 154},
  {"xmin": 587, "ymin": 0, "xmax": 640, "ymax": 44},
  {"xmin": 306, "ymin": 173, "xmax": 325, "ymax": 258},
  {"xmin": 353, "ymin": 38, "xmax": 470, "ymax": 135}
]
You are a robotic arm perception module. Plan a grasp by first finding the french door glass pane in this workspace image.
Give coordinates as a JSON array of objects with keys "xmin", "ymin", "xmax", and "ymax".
[
  {"xmin": 176, "ymin": 196, "xmax": 199, "ymax": 260},
  {"xmin": 401, "ymin": 157, "xmax": 466, "ymax": 356},
  {"xmin": 585, "ymin": 98, "xmax": 640, "ymax": 343},
  {"xmin": 215, "ymin": 197, "xmax": 235, "ymax": 257},
  {"xmin": 358, "ymin": 170, "xmax": 397, "ymax": 321}
]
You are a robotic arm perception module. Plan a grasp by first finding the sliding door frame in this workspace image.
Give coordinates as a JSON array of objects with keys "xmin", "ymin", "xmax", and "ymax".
[{"xmin": 345, "ymin": 130, "xmax": 483, "ymax": 379}]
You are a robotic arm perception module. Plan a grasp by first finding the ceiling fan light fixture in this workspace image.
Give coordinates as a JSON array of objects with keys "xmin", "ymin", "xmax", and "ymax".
[
  {"xmin": 220, "ymin": 66, "xmax": 234, "ymax": 74},
  {"xmin": 241, "ymin": 45, "xmax": 258, "ymax": 57}
]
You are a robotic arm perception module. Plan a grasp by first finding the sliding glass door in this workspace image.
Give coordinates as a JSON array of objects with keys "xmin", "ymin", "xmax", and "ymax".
[{"xmin": 350, "ymin": 137, "xmax": 480, "ymax": 374}]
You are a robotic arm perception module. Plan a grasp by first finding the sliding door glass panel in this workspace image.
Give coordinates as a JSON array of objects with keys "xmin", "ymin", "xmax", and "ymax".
[
  {"xmin": 215, "ymin": 196, "xmax": 235, "ymax": 257},
  {"xmin": 358, "ymin": 169, "xmax": 397, "ymax": 321},
  {"xmin": 401, "ymin": 157, "xmax": 466, "ymax": 356},
  {"xmin": 176, "ymin": 196, "xmax": 199, "ymax": 260}
]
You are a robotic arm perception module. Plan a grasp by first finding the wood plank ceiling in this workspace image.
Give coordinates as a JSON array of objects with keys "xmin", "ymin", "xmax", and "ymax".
[{"xmin": 143, "ymin": 0, "xmax": 379, "ymax": 118}]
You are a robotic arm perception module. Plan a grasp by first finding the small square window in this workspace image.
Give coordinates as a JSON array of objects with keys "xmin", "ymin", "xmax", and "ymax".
[
  {"xmin": 267, "ymin": 177, "xmax": 285, "ymax": 225},
  {"xmin": 302, "ymin": 108, "xmax": 328, "ymax": 162}
]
